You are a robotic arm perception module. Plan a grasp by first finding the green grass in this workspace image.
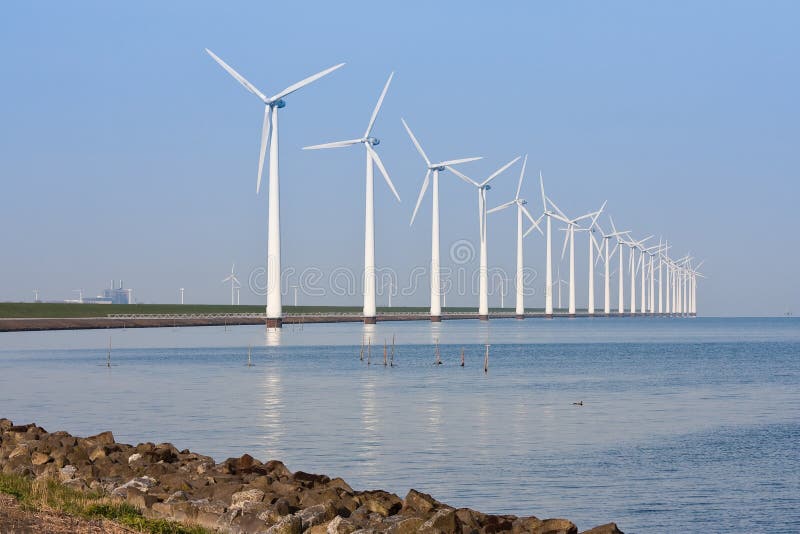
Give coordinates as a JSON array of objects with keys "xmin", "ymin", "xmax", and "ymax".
[{"xmin": 0, "ymin": 473, "xmax": 210, "ymax": 534}]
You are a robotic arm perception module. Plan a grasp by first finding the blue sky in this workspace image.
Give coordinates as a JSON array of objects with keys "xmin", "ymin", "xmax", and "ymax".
[{"xmin": 1, "ymin": 1, "xmax": 798, "ymax": 316}]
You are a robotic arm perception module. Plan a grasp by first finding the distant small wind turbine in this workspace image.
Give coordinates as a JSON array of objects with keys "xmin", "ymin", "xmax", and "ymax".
[
  {"xmin": 179, "ymin": 287, "xmax": 184, "ymax": 305},
  {"xmin": 548, "ymin": 198, "xmax": 602, "ymax": 317},
  {"xmin": 206, "ymin": 49, "xmax": 344, "ymax": 327},
  {"xmin": 222, "ymin": 264, "xmax": 241, "ymax": 306},
  {"xmin": 403, "ymin": 119, "xmax": 482, "ymax": 321},
  {"xmin": 304, "ymin": 73, "xmax": 401, "ymax": 324}
]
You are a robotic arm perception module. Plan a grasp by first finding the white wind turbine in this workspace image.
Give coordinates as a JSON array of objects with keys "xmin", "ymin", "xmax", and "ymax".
[
  {"xmin": 303, "ymin": 73, "xmax": 401, "ymax": 324},
  {"xmin": 487, "ymin": 155, "xmax": 544, "ymax": 319},
  {"xmin": 539, "ymin": 172, "xmax": 556, "ymax": 317},
  {"xmin": 594, "ymin": 219, "xmax": 628, "ymax": 315},
  {"xmin": 222, "ymin": 264, "xmax": 241, "ymax": 306},
  {"xmin": 574, "ymin": 202, "xmax": 606, "ymax": 315},
  {"xmin": 549, "ymin": 199, "xmax": 603, "ymax": 317},
  {"xmin": 449, "ymin": 157, "xmax": 521, "ymax": 320},
  {"xmin": 403, "ymin": 119, "xmax": 482, "ymax": 322},
  {"xmin": 625, "ymin": 235, "xmax": 653, "ymax": 315},
  {"xmin": 206, "ymin": 49, "xmax": 344, "ymax": 327},
  {"xmin": 640, "ymin": 243, "xmax": 662, "ymax": 314},
  {"xmin": 609, "ymin": 217, "xmax": 631, "ymax": 314}
]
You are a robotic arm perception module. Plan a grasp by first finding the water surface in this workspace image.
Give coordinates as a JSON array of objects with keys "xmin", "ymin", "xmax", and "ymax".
[{"xmin": 1, "ymin": 317, "xmax": 798, "ymax": 533}]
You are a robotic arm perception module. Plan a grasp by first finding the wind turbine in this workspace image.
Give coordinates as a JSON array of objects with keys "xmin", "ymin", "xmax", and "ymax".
[
  {"xmin": 595, "ymin": 219, "xmax": 628, "ymax": 315},
  {"xmin": 304, "ymin": 73, "xmax": 401, "ymax": 324},
  {"xmin": 549, "ymin": 199, "xmax": 603, "ymax": 317},
  {"xmin": 574, "ymin": 202, "xmax": 606, "ymax": 315},
  {"xmin": 222, "ymin": 264, "xmax": 240, "ymax": 306},
  {"xmin": 487, "ymin": 155, "xmax": 543, "ymax": 319},
  {"xmin": 625, "ymin": 235, "xmax": 653, "ymax": 315},
  {"xmin": 403, "ymin": 119, "xmax": 482, "ymax": 322},
  {"xmin": 179, "ymin": 288, "xmax": 184, "ymax": 305},
  {"xmin": 689, "ymin": 260, "xmax": 705, "ymax": 316},
  {"xmin": 33, "ymin": 289, "xmax": 39, "ymax": 303},
  {"xmin": 206, "ymin": 49, "xmax": 344, "ymax": 328},
  {"xmin": 539, "ymin": 173, "xmax": 556, "ymax": 317},
  {"xmin": 449, "ymin": 157, "xmax": 521, "ymax": 320},
  {"xmin": 609, "ymin": 217, "xmax": 631, "ymax": 315}
]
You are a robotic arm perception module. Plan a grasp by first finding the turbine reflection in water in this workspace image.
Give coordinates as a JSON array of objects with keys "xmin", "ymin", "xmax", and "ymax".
[{"xmin": 261, "ymin": 367, "xmax": 285, "ymax": 460}]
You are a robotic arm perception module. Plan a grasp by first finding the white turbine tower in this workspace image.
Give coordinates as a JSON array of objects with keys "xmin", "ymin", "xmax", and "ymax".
[
  {"xmin": 304, "ymin": 73, "xmax": 401, "ymax": 324},
  {"xmin": 206, "ymin": 49, "xmax": 344, "ymax": 328},
  {"xmin": 222, "ymin": 264, "xmax": 240, "ymax": 306},
  {"xmin": 179, "ymin": 288, "xmax": 184, "ymax": 305},
  {"xmin": 487, "ymin": 155, "xmax": 544, "ymax": 319},
  {"xmin": 403, "ymin": 119, "xmax": 482, "ymax": 322},
  {"xmin": 450, "ymin": 157, "xmax": 521, "ymax": 320},
  {"xmin": 609, "ymin": 217, "xmax": 631, "ymax": 315},
  {"xmin": 548, "ymin": 199, "xmax": 603, "ymax": 317}
]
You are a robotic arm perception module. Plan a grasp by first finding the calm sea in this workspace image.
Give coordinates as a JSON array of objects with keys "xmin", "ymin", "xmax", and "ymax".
[{"xmin": 1, "ymin": 317, "xmax": 798, "ymax": 533}]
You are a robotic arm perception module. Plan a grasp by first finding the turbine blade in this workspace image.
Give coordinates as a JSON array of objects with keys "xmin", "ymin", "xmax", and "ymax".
[
  {"xmin": 487, "ymin": 200, "xmax": 515, "ymax": 214},
  {"xmin": 539, "ymin": 171, "xmax": 547, "ymax": 211},
  {"xmin": 521, "ymin": 205, "xmax": 544, "ymax": 236},
  {"xmin": 205, "ymin": 49, "xmax": 268, "ymax": 102},
  {"xmin": 270, "ymin": 63, "xmax": 345, "ymax": 102},
  {"xmin": 609, "ymin": 215, "xmax": 618, "ymax": 234},
  {"xmin": 367, "ymin": 144, "xmax": 401, "ymax": 202},
  {"xmin": 481, "ymin": 156, "xmax": 520, "ymax": 187},
  {"xmin": 548, "ymin": 211, "xmax": 571, "ymax": 225},
  {"xmin": 303, "ymin": 139, "xmax": 362, "ymax": 150},
  {"xmin": 400, "ymin": 119, "xmax": 431, "ymax": 166},
  {"xmin": 516, "ymin": 154, "xmax": 528, "ymax": 199},
  {"xmin": 364, "ymin": 72, "xmax": 394, "ymax": 138},
  {"xmin": 448, "ymin": 166, "xmax": 480, "ymax": 187},
  {"xmin": 437, "ymin": 157, "xmax": 483, "ymax": 167},
  {"xmin": 560, "ymin": 227, "xmax": 570, "ymax": 261},
  {"xmin": 256, "ymin": 106, "xmax": 271, "ymax": 194},
  {"xmin": 410, "ymin": 169, "xmax": 431, "ymax": 226}
]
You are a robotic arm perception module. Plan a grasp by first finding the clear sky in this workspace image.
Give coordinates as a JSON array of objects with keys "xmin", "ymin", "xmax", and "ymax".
[{"xmin": 1, "ymin": 1, "xmax": 798, "ymax": 316}]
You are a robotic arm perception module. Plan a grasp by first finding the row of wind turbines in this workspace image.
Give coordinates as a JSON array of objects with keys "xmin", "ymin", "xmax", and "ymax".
[{"xmin": 205, "ymin": 50, "xmax": 704, "ymax": 326}]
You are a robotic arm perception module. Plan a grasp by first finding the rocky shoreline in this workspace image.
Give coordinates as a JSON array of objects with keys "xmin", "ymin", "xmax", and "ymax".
[{"xmin": 0, "ymin": 419, "xmax": 622, "ymax": 534}]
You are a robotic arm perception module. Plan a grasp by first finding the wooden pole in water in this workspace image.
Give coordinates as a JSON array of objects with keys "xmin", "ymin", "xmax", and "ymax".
[
  {"xmin": 435, "ymin": 338, "xmax": 441, "ymax": 365},
  {"xmin": 360, "ymin": 337, "xmax": 364, "ymax": 361},
  {"xmin": 107, "ymin": 336, "xmax": 111, "ymax": 368},
  {"xmin": 390, "ymin": 334, "xmax": 395, "ymax": 367},
  {"xmin": 383, "ymin": 340, "xmax": 387, "ymax": 366},
  {"xmin": 484, "ymin": 344, "xmax": 489, "ymax": 373},
  {"xmin": 460, "ymin": 347, "xmax": 465, "ymax": 367},
  {"xmin": 367, "ymin": 337, "xmax": 371, "ymax": 365},
  {"xmin": 247, "ymin": 345, "xmax": 252, "ymax": 367}
]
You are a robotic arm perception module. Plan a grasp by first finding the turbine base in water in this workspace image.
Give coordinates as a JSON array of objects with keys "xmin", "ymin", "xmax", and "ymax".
[
  {"xmin": 266, "ymin": 318, "xmax": 283, "ymax": 328},
  {"xmin": 363, "ymin": 316, "xmax": 377, "ymax": 325},
  {"xmin": 430, "ymin": 315, "xmax": 442, "ymax": 323}
]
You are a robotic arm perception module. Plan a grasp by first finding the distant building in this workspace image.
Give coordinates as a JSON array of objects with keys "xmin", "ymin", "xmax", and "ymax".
[{"xmin": 101, "ymin": 280, "xmax": 133, "ymax": 304}]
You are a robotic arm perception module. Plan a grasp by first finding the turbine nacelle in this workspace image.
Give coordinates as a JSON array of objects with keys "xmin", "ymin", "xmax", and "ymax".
[
  {"xmin": 366, "ymin": 136, "xmax": 380, "ymax": 146},
  {"xmin": 272, "ymin": 99, "xmax": 286, "ymax": 109}
]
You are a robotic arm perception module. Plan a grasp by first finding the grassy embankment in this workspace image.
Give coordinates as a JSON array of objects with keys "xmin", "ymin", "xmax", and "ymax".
[
  {"xmin": 0, "ymin": 302, "xmax": 543, "ymax": 319},
  {"xmin": 0, "ymin": 472, "xmax": 209, "ymax": 534}
]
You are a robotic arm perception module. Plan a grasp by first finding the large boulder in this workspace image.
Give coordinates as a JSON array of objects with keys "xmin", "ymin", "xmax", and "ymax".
[{"xmin": 580, "ymin": 523, "xmax": 624, "ymax": 534}]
